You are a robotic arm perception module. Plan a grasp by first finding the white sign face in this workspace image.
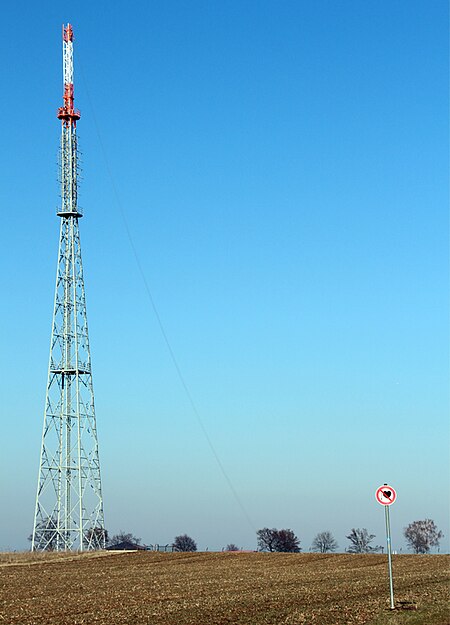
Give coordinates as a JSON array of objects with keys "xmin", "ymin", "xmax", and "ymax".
[{"xmin": 375, "ymin": 485, "xmax": 397, "ymax": 506}]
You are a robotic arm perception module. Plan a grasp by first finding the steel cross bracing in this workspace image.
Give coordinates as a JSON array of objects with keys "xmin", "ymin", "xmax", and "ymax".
[{"xmin": 32, "ymin": 24, "xmax": 105, "ymax": 551}]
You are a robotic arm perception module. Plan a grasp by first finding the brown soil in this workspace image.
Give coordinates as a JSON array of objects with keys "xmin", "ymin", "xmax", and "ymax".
[{"xmin": 0, "ymin": 552, "xmax": 448, "ymax": 625}]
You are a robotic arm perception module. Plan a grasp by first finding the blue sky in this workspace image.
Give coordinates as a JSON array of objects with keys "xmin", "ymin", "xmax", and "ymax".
[{"xmin": 0, "ymin": 0, "xmax": 448, "ymax": 552}]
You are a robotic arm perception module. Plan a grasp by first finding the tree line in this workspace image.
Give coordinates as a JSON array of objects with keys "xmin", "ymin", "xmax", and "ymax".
[
  {"xmin": 255, "ymin": 521, "xmax": 443, "ymax": 554},
  {"xmin": 103, "ymin": 520, "xmax": 443, "ymax": 554},
  {"xmin": 31, "ymin": 518, "xmax": 443, "ymax": 554}
]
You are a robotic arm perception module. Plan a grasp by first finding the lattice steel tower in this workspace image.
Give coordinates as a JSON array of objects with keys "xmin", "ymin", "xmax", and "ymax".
[{"xmin": 32, "ymin": 24, "xmax": 105, "ymax": 551}]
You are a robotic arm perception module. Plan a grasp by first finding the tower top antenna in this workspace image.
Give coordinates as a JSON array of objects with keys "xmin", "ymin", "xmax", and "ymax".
[
  {"xmin": 63, "ymin": 23, "xmax": 74, "ymax": 42},
  {"xmin": 57, "ymin": 22, "xmax": 80, "ymax": 125}
]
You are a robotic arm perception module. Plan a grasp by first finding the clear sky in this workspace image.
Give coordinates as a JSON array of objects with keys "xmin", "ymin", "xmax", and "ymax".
[{"xmin": 0, "ymin": 1, "xmax": 448, "ymax": 553}]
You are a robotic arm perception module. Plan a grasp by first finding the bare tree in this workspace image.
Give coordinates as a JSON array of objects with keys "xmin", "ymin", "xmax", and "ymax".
[
  {"xmin": 346, "ymin": 528, "xmax": 375, "ymax": 553},
  {"xmin": 257, "ymin": 528, "xmax": 279, "ymax": 552},
  {"xmin": 225, "ymin": 544, "xmax": 239, "ymax": 551},
  {"xmin": 28, "ymin": 517, "xmax": 58, "ymax": 551},
  {"xmin": 173, "ymin": 534, "xmax": 197, "ymax": 552},
  {"xmin": 257, "ymin": 528, "xmax": 301, "ymax": 553},
  {"xmin": 109, "ymin": 531, "xmax": 141, "ymax": 546},
  {"xmin": 275, "ymin": 529, "xmax": 301, "ymax": 552},
  {"xmin": 404, "ymin": 519, "xmax": 443, "ymax": 554},
  {"xmin": 311, "ymin": 531, "xmax": 338, "ymax": 553},
  {"xmin": 84, "ymin": 527, "xmax": 109, "ymax": 549}
]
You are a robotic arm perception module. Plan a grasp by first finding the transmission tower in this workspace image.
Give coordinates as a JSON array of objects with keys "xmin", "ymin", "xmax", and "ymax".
[{"xmin": 31, "ymin": 24, "xmax": 105, "ymax": 551}]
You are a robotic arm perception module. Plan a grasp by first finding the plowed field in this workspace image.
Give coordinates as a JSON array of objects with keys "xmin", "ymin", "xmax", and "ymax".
[{"xmin": 0, "ymin": 551, "xmax": 448, "ymax": 624}]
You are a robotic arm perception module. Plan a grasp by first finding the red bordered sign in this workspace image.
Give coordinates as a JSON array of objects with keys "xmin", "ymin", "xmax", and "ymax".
[{"xmin": 375, "ymin": 485, "xmax": 397, "ymax": 506}]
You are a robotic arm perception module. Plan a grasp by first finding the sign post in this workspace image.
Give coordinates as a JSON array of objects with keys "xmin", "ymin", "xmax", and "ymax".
[{"xmin": 375, "ymin": 484, "xmax": 397, "ymax": 610}]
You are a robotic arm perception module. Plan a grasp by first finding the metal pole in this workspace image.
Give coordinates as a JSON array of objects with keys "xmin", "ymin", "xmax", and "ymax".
[{"xmin": 385, "ymin": 504, "xmax": 395, "ymax": 610}]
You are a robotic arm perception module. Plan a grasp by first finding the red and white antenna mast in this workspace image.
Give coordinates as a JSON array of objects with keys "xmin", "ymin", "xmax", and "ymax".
[
  {"xmin": 56, "ymin": 23, "xmax": 81, "ymax": 218},
  {"xmin": 57, "ymin": 24, "xmax": 80, "ymax": 125}
]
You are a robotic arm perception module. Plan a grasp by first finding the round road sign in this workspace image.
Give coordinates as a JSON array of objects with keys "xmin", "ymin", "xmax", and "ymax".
[{"xmin": 375, "ymin": 485, "xmax": 397, "ymax": 506}]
